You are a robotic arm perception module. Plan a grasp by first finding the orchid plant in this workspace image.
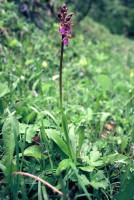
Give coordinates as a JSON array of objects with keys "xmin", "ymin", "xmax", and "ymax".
[{"xmin": 57, "ymin": 4, "xmax": 74, "ymax": 107}]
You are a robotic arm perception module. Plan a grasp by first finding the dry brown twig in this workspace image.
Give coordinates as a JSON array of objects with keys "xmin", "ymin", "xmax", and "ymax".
[{"xmin": 12, "ymin": 172, "xmax": 63, "ymax": 195}]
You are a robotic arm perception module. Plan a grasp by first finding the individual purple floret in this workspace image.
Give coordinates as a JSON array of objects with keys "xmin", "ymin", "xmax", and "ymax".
[
  {"xmin": 62, "ymin": 37, "xmax": 68, "ymax": 46},
  {"xmin": 57, "ymin": 4, "xmax": 74, "ymax": 46}
]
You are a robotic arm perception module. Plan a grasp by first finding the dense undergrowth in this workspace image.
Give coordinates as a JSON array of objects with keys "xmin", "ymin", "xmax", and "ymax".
[{"xmin": 0, "ymin": 1, "xmax": 134, "ymax": 200}]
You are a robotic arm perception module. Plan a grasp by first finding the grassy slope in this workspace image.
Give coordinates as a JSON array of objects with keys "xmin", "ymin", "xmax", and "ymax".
[{"xmin": 0, "ymin": 1, "xmax": 134, "ymax": 199}]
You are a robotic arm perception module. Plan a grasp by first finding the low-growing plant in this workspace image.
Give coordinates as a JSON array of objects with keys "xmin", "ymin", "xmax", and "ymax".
[{"xmin": 0, "ymin": 1, "xmax": 134, "ymax": 200}]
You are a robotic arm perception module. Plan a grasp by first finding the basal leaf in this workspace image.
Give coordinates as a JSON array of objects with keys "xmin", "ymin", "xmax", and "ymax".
[
  {"xmin": 45, "ymin": 129, "xmax": 69, "ymax": 156},
  {"xmin": 24, "ymin": 145, "xmax": 44, "ymax": 159},
  {"xmin": 90, "ymin": 170, "xmax": 109, "ymax": 189},
  {"xmin": 89, "ymin": 149, "xmax": 103, "ymax": 167},
  {"xmin": 90, "ymin": 150, "xmax": 101, "ymax": 162},
  {"xmin": 2, "ymin": 115, "xmax": 19, "ymax": 166},
  {"xmin": 62, "ymin": 113, "xmax": 75, "ymax": 160},
  {"xmin": 82, "ymin": 151, "xmax": 103, "ymax": 167},
  {"xmin": 89, "ymin": 180, "xmax": 108, "ymax": 190},
  {"xmin": 69, "ymin": 125, "xmax": 77, "ymax": 157},
  {"xmin": 56, "ymin": 159, "xmax": 70, "ymax": 175},
  {"xmin": 77, "ymin": 126, "xmax": 85, "ymax": 157},
  {"xmin": 79, "ymin": 165, "xmax": 94, "ymax": 172},
  {"xmin": 115, "ymin": 176, "xmax": 134, "ymax": 200},
  {"xmin": 25, "ymin": 111, "xmax": 37, "ymax": 123},
  {"xmin": 19, "ymin": 123, "xmax": 28, "ymax": 134},
  {"xmin": 90, "ymin": 170, "xmax": 105, "ymax": 181},
  {"xmin": 102, "ymin": 153, "xmax": 128, "ymax": 165},
  {"xmin": 80, "ymin": 174, "xmax": 90, "ymax": 186},
  {"xmin": 91, "ymin": 160, "xmax": 104, "ymax": 167}
]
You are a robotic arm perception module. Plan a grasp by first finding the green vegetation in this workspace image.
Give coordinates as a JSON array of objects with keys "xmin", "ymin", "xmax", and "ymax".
[
  {"xmin": 88, "ymin": 0, "xmax": 134, "ymax": 35},
  {"xmin": 0, "ymin": 1, "xmax": 134, "ymax": 200}
]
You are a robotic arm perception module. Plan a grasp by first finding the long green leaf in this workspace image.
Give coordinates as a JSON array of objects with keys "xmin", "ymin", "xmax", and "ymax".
[
  {"xmin": 115, "ymin": 176, "xmax": 134, "ymax": 200},
  {"xmin": 102, "ymin": 153, "xmax": 128, "ymax": 165},
  {"xmin": 23, "ymin": 145, "xmax": 45, "ymax": 160},
  {"xmin": 46, "ymin": 129, "xmax": 69, "ymax": 156},
  {"xmin": 77, "ymin": 126, "xmax": 85, "ymax": 157},
  {"xmin": 42, "ymin": 186, "xmax": 49, "ymax": 200},
  {"xmin": 2, "ymin": 115, "xmax": 19, "ymax": 167},
  {"xmin": 56, "ymin": 159, "xmax": 70, "ymax": 175},
  {"xmin": 62, "ymin": 113, "xmax": 74, "ymax": 160},
  {"xmin": 70, "ymin": 163, "xmax": 92, "ymax": 200}
]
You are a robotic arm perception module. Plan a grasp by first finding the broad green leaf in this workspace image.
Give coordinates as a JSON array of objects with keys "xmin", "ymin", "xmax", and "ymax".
[
  {"xmin": 37, "ymin": 111, "xmax": 58, "ymax": 126},
  {"xmin": 80, "ymin": 174, "xmax": 90, "ymax": 186},
  {"xmin": 0, "ymin": 83, "xmax": 10, "ymax": 98},
  {"xmin": 19, "ymin": 123, "xmax": 28, "ymax": 134},
  {"xmin": 90, "ymin": 170, "xmax": 105, "ymax": 181},
  {"xmin": 24, "ymin": 145, "xmax": 44, "ymax": 159},
  {"xmin": 82, "ymin": 151, "xmax": 103, "ymax": 167},
  {"xmin": 70, "ymin": 163, "xmax": 92, "ymax": 200},
  {"xmin": 91, "ymin": 160, "xmax": 103, "ymax": 167},
  {"xmin": 25, "ymin": 111, "xmax": 37, "ymax": 123},
  {"xmin": 121, "ymin": 136, "xmax": 128, "ymax": 151},
  {"xmin": 4, "ymin": 162, "xmax": 17, "ymax": 178},
  {"xmin": 116, "ymin": 126, "xmax": 124, "ymax": 135},
  {"xmin": 89, "ymin": 170, "xmax": 109, "ymax": 189},
  {"xmin": 2, "ymin": 116, "xmax": 19, "ymax": 166},
  {"xmin": 102, "ymin": 153, "xmax": 128, "ymax": 165},
  {"xmin": 90, "ymin": 150, "xmax": 101, "ymax": 162},
  {"xmin": 26, "ymin": 124, "xmax": 39, "ymax": 143},
  {"xmin": 89, "ymin": 149, "xmax": 103, "ymax": 167},
  {"xmin": 56, "ymin": 159, "xmax": 70, "ymax": 175},
  {"xmin": 116, "ymin": 177, "xmax": 134, "ymax": 200},
  {"xmin": 45, "ymin": 129, "xmax": 69, "ymax": 156},
  {"xmin": 89, "ymin": 180, "xmax": 108, "ymax": 190},
  {"xmin": 79, "ymin": 166, "xmax": 94, "ymax": 172}
]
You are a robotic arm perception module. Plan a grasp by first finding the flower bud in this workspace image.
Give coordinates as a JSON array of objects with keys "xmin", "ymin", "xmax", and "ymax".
[
  {"xmin": 61, "ymin": 4, "xmax": 67, "ymax": 13},
  {"xmin": 57, "ymin": 12, "xmax": 63, "ymax": 19},
  {"xmin": 65, "ymin": 13, "xmax": 73, "ymax": 22}
]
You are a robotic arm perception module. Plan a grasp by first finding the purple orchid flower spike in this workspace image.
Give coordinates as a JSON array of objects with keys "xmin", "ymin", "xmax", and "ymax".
[
  {"xmin": 58, "ymin": 4, "xmax": 74, "ymax": 108},
  {"xmin": 57, "ymin": 4, "xmax": 74, "ymax": 46}
]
